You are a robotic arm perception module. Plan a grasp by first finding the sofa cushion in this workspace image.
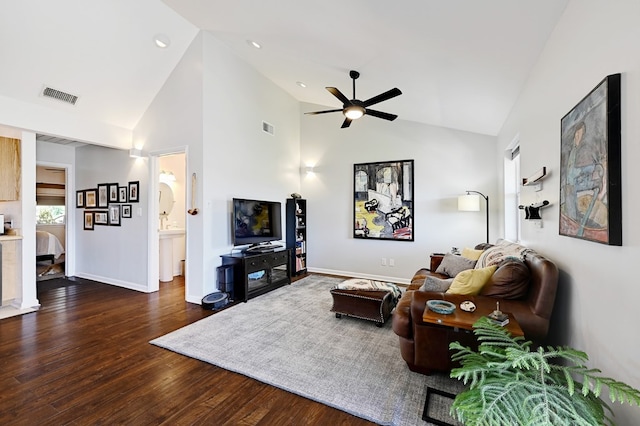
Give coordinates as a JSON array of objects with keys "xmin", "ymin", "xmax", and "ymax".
[
  {"xmin": 480, "ymin": 258, "xmax": 530, "ymax": 299},
  {"xmin": 446, "ymin": 265, "xmax": 497, "ymax": 295},
  {"xmin": 461, "ymin": 247, "xmax": 484, "ymax": 260},
  {"xmin": 420, "ymin": 276, "xmax": 454, "ymax": 292},
  {"xmin": 435, "ymin": 253, "xmax": 477, "ymax": 278}
]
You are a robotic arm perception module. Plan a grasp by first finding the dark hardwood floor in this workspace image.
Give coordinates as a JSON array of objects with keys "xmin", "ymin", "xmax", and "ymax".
[{"xmin": 0, "ymin": 275, "xmax": 374, "ymax": 425}]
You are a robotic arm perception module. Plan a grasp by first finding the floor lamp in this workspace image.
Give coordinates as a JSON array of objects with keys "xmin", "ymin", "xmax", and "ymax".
[{"xmin": 458, "ymin": 190, "xmax": 489, "ymax": 243}]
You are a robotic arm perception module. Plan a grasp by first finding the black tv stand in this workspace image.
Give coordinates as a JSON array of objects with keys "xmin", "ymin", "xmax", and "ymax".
[{"xmin": 220, "ymin": 248, "xmax": 291, "ymax": 302}]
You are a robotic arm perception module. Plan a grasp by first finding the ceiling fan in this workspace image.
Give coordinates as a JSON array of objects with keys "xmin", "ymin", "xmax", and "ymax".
[{"xmin": 305, "ymin": 70, "xmax": 402, "ymax": 128}]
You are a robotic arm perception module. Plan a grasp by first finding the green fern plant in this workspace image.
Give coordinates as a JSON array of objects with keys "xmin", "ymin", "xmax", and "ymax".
[{"xmin": 449, "ymin": 317, "xmax": 640, "ymax": 426}]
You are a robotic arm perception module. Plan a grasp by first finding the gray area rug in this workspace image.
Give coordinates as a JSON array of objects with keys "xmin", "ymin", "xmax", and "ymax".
[{"xmin": 151, "ymin": 275, "xmax": 463, "ymax": 425}]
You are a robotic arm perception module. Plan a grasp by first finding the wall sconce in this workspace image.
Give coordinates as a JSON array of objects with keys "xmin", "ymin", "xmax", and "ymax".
[
  {"xmin": 305, "ymin": 165, "xmax": 315, "ymax": 174},
  {"xmin": 129, "ymin": 148, "xmax": 143, "ymax": 158},
  {"xmin": 159, "ymin": 170, "xmax": 176, "ymax": 183},
  {"xmin": 458, "ymin": 190, "xmax": 489, "ymax": 243}
]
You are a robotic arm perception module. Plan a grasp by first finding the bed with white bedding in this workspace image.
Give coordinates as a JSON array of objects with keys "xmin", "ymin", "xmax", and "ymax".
[{"xmin": 36, "ymin": 230, "xmax": 65, "ymax": 263}]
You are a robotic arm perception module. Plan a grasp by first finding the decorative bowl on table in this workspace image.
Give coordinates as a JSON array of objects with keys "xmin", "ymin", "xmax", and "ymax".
[{"xmin": 426, "ymin": 299, "xmax": 456, "ymax": 315}]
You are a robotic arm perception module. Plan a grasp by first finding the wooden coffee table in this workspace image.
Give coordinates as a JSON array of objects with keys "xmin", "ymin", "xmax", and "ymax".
[{"xmin": 422, "ymin": 297, "xmax": 524, "ymax": 337}]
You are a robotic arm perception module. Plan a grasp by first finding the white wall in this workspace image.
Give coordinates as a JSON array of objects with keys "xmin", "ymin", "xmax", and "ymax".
[
  {"xmin": 497, "ymin": 1, "xmax": 640, "ymax": 423},
  {"xmin": 135, "ymin": 31, "xmax": 300, "ymax": 302},
  {"xmin": 135, "ymin": 32, "xmax": 204, "ymax": 300},
  {"xmin": 74, "ymin": 144, "xmax": 148, "ymax": 291},
  {"xmin": 0, "ymin": 94, "xmax": 131, "ymax": 150},
  {"xmin": 200, "ymin": 31, "xmax": 300, "ymax": 297},
  {"xmin": 300, "ymin": 105, "xmax": 497, "ymax": 283}
]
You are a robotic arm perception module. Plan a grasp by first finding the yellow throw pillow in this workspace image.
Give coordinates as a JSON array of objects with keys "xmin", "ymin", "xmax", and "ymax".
[
  {"xmin": 461, "ymin": 247, "xmax": 484, "ymax": 261},
  {"xmin": 446, "ymin": 265, "xmax": 497, "ymax": 295}
]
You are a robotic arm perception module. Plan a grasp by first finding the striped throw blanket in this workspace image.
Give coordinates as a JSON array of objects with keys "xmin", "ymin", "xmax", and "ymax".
[{"xmin": 335, "ymin": 279, "xmax": 402, "ymax": 303}]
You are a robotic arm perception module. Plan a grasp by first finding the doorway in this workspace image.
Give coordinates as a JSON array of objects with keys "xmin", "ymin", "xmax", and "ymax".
[
  {"xmin": 35, "ymin": 164, "xmax": 68, "ymax": 280},
  {"xmin": 157, "ymin": 152, "xmax": 187, "ymax": 291}
]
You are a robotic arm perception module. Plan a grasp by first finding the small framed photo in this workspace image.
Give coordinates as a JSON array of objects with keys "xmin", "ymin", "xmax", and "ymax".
[
  {"xmin": 84, "ymin": 211, "xmax": 94, "ymax": 230},
  {"xmin": 85, "ymin": 189, "xmax": 97, "ymax": 208},
  {"xmin": 108, "ymin": 183, "xmax": 119, "ymax": 203},
  {"xmin": 128, "ymin": 181, "xmax": 140, "ymax": 203},
  {"xmin": 122, "ymin": 204, "xmax": 132, "ymax": 218},
  {"xmin": 118, "ymin": 186, "xmax": 128, "ymax": 203},
  {"xmin": 76, "ymin": 190, "xmax": 85, "ymax": 208},
  {"xmin": 94, "ymin": 211, "xmax": 109, "ymax": 225},
  {"xmin": 109, "ymin": 204, "xmax": 121, "ymax": 226},
  {"xmin": 97, "ymin": 183, "xmax": 109, "ymax": 208}
]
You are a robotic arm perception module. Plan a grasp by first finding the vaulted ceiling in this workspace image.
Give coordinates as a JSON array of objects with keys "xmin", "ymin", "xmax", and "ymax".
[{"xmin": 1, "ymin": 0, "xmax": 568, "ymax": 138}]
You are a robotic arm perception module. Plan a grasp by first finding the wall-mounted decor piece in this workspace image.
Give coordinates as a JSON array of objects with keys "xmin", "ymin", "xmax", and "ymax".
[
  {"xmin": 109, "ymin": 204, "xmax": 121, "ymax": 226},
  {"xmin": 118, "ymin": 186, "xmax": 128, "ymax": 203},
  {"xmin": 97, "ymin": 183, "xmax": 109, "ymax": 208},
  {"xmin": 122, "ymin": 204, "xmax": 132, "ymax": 218},
  {"xmin": 76, "ymin": 190, "xmax": 85, "ymax": 208},
  {"xmin": 108, "ymin": 183, "xmax": 119, "ymax": 203},
  {"xmin": 84, "ymin": 211, "xmax": 94, "ymax": 230},
  {"xmin": 519, "ymin": 200, "xmax": 551, "ymax": 220},
  {"xmin": 128, "ymin": 181, "xmax": 139, "ymax": 203},
  {"xmin": 353, "ymin": 159, "xmax": 414, "ymax": 241},
  {"xmin": 94, "ymin": 211, "xmax": 109, "ymax": 225},
  {"xmin": 85, "ymin": 189, "xmax": 97, "ymax": 208},
  {"xmin": 560, "ymin": 73, "xmax": 621, "ymax": 246}
]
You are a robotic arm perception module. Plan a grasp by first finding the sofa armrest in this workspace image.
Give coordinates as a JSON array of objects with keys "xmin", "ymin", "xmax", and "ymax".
[
  {"xmin": 429, "ymin": 253, "xmax": 445, "ymax": 272},
  {"xmin": 391, "ymin": 290, "xmax": 414, "ymax": 339}
]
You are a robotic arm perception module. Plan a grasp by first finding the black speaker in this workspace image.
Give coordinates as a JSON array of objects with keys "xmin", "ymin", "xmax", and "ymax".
[{"xmin": 217, "ymin": 265, "xmax": 234, "ymax": 296}]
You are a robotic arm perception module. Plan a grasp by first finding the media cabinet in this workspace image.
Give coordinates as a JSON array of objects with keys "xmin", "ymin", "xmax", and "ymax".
[{"xmin": 220, "ymin": 248, "xmax": 291, "ymax": 302}]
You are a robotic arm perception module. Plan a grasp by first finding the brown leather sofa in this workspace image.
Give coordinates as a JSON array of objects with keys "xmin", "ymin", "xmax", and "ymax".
[{"xmin": 392, "ymin": 242, "xmax": 558, "ymax": 375}]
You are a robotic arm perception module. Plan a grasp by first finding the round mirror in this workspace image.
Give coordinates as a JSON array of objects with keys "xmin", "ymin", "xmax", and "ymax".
[{"xmin": 159, "ymin": 183, "xmax": 174, "ymax": 215}]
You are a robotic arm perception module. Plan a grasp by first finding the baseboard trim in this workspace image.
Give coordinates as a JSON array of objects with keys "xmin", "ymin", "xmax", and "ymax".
[{"xmin": 73, "ymin": 272, "xmax": 149, "ymax": 293}]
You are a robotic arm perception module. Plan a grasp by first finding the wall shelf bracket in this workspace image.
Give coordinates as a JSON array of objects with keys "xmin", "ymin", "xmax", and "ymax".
[{"xmin": 522, "ymin": 167, "xmax": 547, "ymax": 192}]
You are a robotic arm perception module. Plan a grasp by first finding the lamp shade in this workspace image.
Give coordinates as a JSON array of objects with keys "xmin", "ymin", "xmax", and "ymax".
[{"xmin": 458, "ymin": 194, "xmax": 481, "ymax": 211}]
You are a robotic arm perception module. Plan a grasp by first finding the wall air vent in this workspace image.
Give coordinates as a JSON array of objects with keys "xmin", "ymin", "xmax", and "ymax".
[
  {"xmin": 41, "ymin": 86, "xmax": 79, "ymax": 105},
  {"xmin": 262, "ymin": 121, "xmax": 274, "ymax": 136}
]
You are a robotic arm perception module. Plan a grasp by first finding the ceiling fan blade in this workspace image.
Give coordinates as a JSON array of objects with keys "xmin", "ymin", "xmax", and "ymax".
[
  {"xmin": 365, "ymin": 109, "xmax": 398, "ymax": 121},
  {"xmin": 341, "ymin": 117, "xmax": 352, "ymax": 128},
  {"xmin": 305, "ymin": 109, "xmax": 343, "ymax": 115},
  {"xmin": 362, "ymin": 88, "xmax": 402, "ymax": 108},
  {"xmin": 327, "ymin": 87, "xmax": 351, "ymax": 105}
]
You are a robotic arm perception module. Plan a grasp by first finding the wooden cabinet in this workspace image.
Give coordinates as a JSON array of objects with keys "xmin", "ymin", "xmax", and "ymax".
[
  {"xmin": 1, "ymin": 238, "xmax": 21, "ymax": 303},
  {"xmin": 220, "ymin": 249, "xmax": 291, "ymax": 302},
  {"xmin": 286, "ymin": 198, "xmax": 307, "ymax": 275},
  {"xmin": 0, "ymin": 137, "xmax": 21, "ymax": 201}
]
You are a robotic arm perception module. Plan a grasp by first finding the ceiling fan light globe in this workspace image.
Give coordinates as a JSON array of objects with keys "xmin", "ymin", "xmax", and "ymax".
[{"xmin": 344, "ymin": 106, "xmax": 365, "ymax": 120}]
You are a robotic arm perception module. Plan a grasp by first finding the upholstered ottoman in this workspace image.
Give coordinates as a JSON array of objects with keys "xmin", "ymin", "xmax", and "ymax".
[{"xmin": 330, "ymin": 279, "xmax": 401, "ymax": 326}]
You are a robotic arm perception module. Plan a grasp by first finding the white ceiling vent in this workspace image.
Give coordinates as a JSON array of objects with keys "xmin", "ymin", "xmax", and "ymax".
[
  {"xmin": 41, "ymin": 86, "xmax": 79, "ymax": 105},
  {"xmin": 262, "ymin": 121, "xmax": 274, "ymax": 136}
]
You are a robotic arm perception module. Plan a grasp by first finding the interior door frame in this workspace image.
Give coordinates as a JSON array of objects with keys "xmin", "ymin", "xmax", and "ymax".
[
  {"xmin": 147, "ymin": 146, "xmax": 189, "ymax": 298},
  {"xmin": 36, "ymin": 160, "xmax": 74, "ymax": 277}
]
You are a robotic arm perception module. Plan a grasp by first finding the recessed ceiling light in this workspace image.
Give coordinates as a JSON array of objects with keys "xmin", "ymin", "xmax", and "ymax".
[
  {"xmin": 247, "ymin": 40, "xmax": 262, "ymax": 49},
  {"xmin": 154, "ymin": 34, "xmax": 171, "ymax": 48},
  {"xmin": 296, "ymin": 81, "xmax": 307, "ymax": 88}
]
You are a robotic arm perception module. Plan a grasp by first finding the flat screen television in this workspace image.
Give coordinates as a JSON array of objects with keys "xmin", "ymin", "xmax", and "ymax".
[{"xmin": 232, "ymin": 198, "xmax": 282, "ymax": 247}]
